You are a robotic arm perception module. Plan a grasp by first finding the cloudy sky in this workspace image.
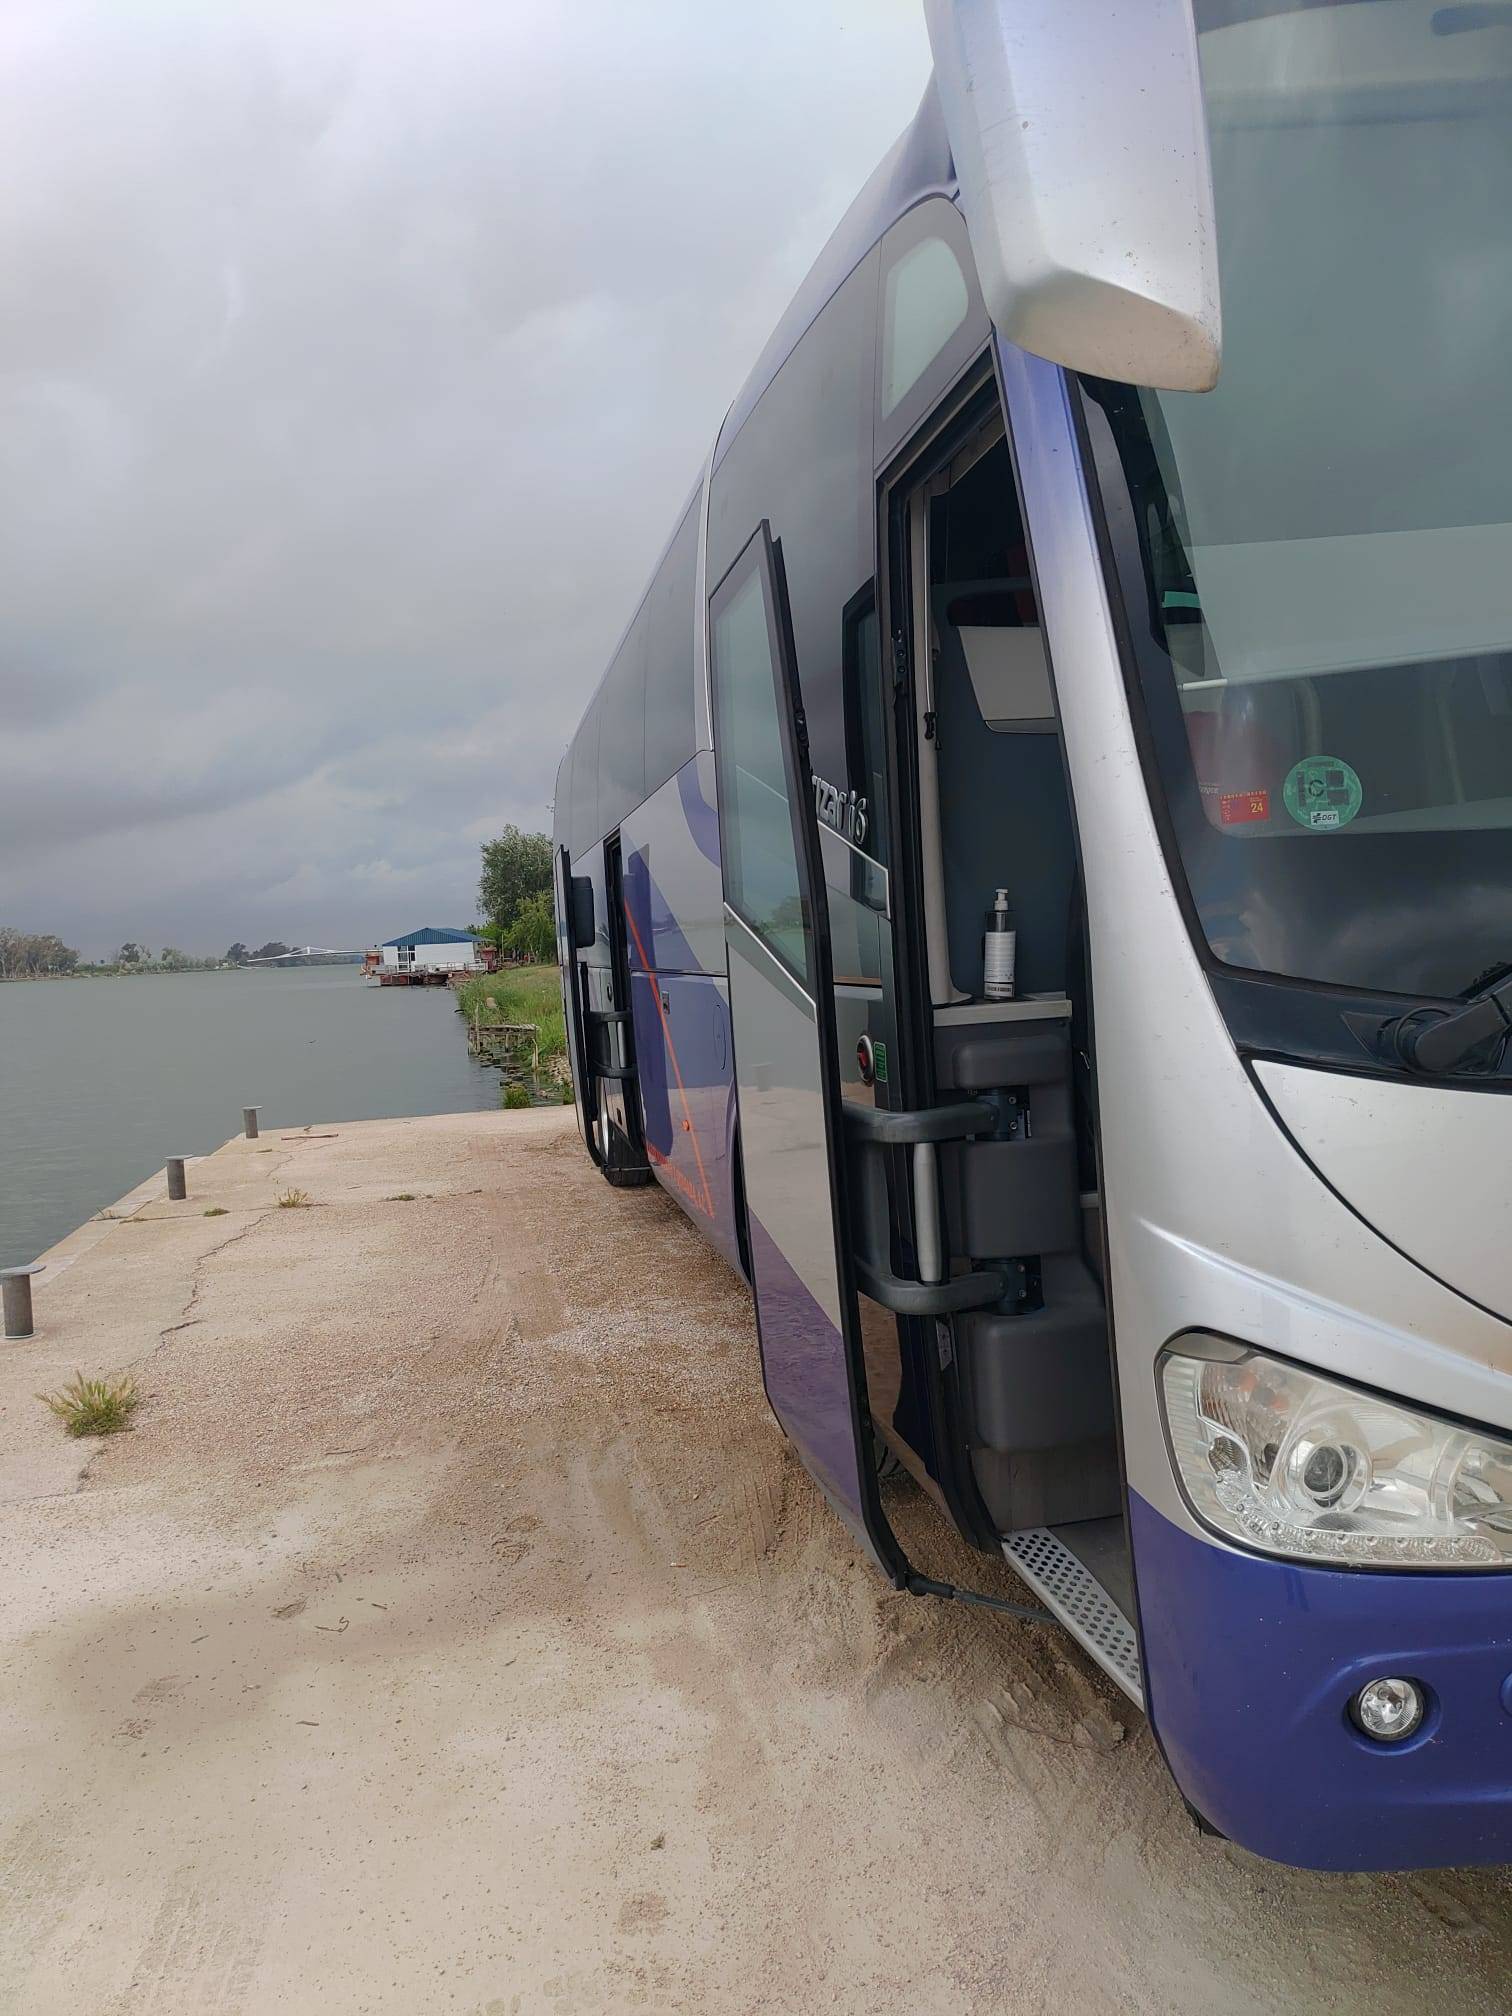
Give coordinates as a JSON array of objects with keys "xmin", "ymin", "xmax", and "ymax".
[{"xmin": 0, "ymin": 0, "xmax": 930, "ymax": 959}]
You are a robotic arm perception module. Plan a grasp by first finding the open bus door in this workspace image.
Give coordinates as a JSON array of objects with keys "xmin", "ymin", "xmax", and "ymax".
[
  {"xmin": 708, "ymin": 524, "xmax": 908, "ymax": 1575},
  {"xmin": 558, "ymin": 833, "xmax": 651, "ymax": 1187},
  {"xmin": 592, "ymin": 832, "xmax": 651, "ymax": 1186},
  {"xmin": 554, "ymin": 843, "xmax": 594, "ymax": 1158}
]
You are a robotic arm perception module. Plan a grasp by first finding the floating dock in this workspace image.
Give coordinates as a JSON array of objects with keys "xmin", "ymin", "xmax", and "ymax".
[{"xmin": 370, "ymin": 966, "xmax": 455, "ymax": 986}]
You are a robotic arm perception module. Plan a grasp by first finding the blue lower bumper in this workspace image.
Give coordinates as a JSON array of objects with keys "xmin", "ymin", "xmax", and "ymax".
[{"xmin": 1131, "ymin": 1492, "xmax": 1512, "ymax": 1870}]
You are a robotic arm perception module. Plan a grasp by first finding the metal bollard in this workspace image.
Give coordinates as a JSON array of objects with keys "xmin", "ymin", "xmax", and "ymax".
[
  {"xmin": 243, "ymin": 1107, "xmax": 260, "ymax": 1140},
  {"xmin": 2, "ymin": 1264, "xmax": 43, "ymax": 1341},
  {"xmin": 166, "ymin": 1156, "xmax": 188, "ymax": 1202}
]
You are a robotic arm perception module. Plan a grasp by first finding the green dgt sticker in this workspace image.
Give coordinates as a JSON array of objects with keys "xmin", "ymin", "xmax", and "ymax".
[{"xmin": 1284, "ymin": 755, "xmax": 1362, "ymax": 832}]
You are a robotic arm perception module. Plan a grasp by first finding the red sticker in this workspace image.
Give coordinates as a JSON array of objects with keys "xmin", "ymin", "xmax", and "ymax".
[{"xmin": 1220, "ymin": 789, "xmax": 1270, "ymax": 826}]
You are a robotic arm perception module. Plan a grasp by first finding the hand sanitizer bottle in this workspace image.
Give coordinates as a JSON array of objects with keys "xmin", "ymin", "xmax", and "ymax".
[{"xmin": 983, "ymin": 888, "xmax": 1016, "ymax": 1001}]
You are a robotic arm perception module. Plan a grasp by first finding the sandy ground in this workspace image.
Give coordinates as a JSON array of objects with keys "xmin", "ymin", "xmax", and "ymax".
[{"xmin": 4, "ymin": 1109, "xmax": 1512, "ymax": 2015}]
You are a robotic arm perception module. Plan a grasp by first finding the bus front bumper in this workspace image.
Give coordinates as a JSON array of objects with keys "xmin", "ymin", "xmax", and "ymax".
[{"xmin": 1131, "ymin": 1492, "xmax": 1512, "ymax": 1871}]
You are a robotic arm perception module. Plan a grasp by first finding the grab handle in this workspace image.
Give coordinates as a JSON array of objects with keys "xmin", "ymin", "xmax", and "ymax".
[
  {"xmin": 843, "ymin": 1097, "xmax": 997, "ymax": 1146},
  {"xmin": 914, "ymin": 1141, "xmax": 941, "ymax": 1284},
  {"xmin": 842, "ymin": 1097, "xmax": 1005, "ymax": 1315}
]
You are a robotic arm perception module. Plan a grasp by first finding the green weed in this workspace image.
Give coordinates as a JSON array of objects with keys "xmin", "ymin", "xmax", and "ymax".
[{"xmin": 39, "ymin": 1372, "xmax": 140, "ymax": 1438}]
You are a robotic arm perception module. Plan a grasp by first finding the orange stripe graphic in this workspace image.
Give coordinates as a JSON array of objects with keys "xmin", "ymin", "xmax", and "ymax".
[{"xmin": 621, "ymin": 898, "xmax": 715, "ymax": 1218}]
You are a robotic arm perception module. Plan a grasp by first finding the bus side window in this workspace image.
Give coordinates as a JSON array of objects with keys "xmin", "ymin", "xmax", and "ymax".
[
  {"xmin": 568, "ymin": 708, "xmax": 599, "ymax": 864},
  {"xmin": 882, "ymin": 237, "xmax": 968, "ymax": 416},
  {"xmin": 600, "ymin": 611, "xmax": 647, "ymax": 837},
  {"xmin": 842, "ymin": 588, "xmax": 887, "ymax": 919},
  {"xmin": 842, "ymin": 586, "xmax": 889, "ymax": 879},
  {"xmin": 710, "ymin": 542, "xmax": 811, "ymax": 984},
  {"xmin": 875, "ymin": 199, "xmax": 989, "ymax": 465},
  {"xmin": 829, "ymin": 588, "xmax": 888, "ymax": 985},
  {"xmin": 644, "ymin": 497, "xmax": 699, "ymax": 794}
]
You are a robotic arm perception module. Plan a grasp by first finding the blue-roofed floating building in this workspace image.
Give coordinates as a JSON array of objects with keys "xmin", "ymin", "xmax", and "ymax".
[{"xmin": 368, "ymin": 926, "xmax": 490, "ymax": 986}]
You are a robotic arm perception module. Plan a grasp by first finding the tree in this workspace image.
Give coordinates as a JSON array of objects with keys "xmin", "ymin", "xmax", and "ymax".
[
  {"xmin": 250, "ymin": 941, "xmax": 291, "ymax": 963},
  {"xmin": 158, "ymin": 947, "xmax": 192, "ymax": 970},
  {"xmin": 34, "ymin": 935, "xmax": 78, "ymax": 974},
  {"xmin": 224, "ymin": 943, "xmax": 248, "ymax": 966},
  {"xmin": 0, "ymin": 928, "xmax": 79, "ymax": 977},
  {"xmin": 479, "ymin": 826, "xmax": 552, "ymax": 935},
  {"xmin": 115, "ymin": 942, "xmax": 147, "ymax": 967},
  {"xmin": 502, "ymin": 888, "xmax": 556, "ymax": 964}
]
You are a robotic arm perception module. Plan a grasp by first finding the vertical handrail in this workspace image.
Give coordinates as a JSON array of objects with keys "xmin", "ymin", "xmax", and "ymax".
[
  {"xmin": 841, "ymin": 1098, "xmax": 1005, "ymax": 1315},
  {"xmin": 913, "ymin": 1140, "xmax": 942, "ymax": 1284}
]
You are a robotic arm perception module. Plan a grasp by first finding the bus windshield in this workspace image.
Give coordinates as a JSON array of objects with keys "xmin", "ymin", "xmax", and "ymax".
[{"xmin": 1088, "ymin": 0, "xmax": 1512, "ymax": 1002}]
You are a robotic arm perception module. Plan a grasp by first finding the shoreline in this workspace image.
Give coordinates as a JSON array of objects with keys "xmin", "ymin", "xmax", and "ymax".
[
  {"xmin": 0, "ymin": 964, "xmax": 366, "ymax": 982},
  {"xmin": 0, "ymin": 970, "xmax": 506, "ymax": 1275},
  {"xmin": 29, "ymin": 1155, "xmax": 210, "ymax": 1283}
]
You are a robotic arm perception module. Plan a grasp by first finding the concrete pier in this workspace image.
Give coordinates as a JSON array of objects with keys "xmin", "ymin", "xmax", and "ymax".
[{"xmin": 2, "ymin": 1110, "xmax": 1509, "ymax": 2015}]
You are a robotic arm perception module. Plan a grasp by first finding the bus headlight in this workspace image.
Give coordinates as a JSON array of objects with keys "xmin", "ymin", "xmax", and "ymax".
[{"xmin": 1158, "ymin": 1338, "xmax": 1512, "ymax": 1569}]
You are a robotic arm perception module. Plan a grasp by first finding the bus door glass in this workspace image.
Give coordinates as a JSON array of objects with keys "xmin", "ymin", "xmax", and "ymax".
[
  {"xmin": 575, "ymin": 835, "xmax": 649, "ymax": 1185},
  {"xmin": 601, "ymin": 834, "xmax": 647, "ymax": 1167},
  {"xmin": 554, "ymin": 844, "xmax": 593, "ymax": 1155},
  {"xmin": 709, "ymin": 522, "xmax": 902, "ymax": 1574}
]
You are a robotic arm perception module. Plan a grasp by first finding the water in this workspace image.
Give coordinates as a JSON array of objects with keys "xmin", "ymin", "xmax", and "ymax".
[{"xmin": 0, "ymin": 967, "xmax": 504, "ymax": 1269}]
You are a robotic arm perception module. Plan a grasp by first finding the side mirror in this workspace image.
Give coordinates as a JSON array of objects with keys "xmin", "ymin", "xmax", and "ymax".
[
  {"xmin": 925, "ymin": 0, "xmax": 1221, "ymax": 392},
  {"xmin": 569, "ymin": 875, "xmax": 596, "ymax": 952}
]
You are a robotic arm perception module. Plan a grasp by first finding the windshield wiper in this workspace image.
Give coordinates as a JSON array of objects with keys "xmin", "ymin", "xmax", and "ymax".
[{"xmin": 1388, "ymin": 966, "xmax": 1512, "ymax": 1077}]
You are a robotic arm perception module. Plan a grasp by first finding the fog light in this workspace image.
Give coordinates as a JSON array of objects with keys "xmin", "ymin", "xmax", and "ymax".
[{"xmin": 1351, "ymin": 1676, "xmax": 1425, "ymax": 1743}]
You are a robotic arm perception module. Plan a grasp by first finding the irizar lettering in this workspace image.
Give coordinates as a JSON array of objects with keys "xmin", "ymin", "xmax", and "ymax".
[{"xmin": 812, "ymin": 774, "xmax": 868, "ymax": 848}]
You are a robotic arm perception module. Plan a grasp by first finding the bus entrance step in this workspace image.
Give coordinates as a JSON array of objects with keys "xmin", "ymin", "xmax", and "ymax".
[{"xmin": 1002, "ymin": 1526, "xmax": 1144, "ymax": 1709}]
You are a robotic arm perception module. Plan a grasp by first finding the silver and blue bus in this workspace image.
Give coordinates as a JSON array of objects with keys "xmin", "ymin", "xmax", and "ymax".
[{"xmin": 553, "ymin": 0, "xmax": 1512, "ymax": 1871}]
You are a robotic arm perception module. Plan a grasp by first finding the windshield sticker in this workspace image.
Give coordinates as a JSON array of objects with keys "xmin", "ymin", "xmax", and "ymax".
[
  {"xmin": 1219, "ymin": 788, "xmax": 1270, "ymax": 827},
  {"xmin": 1283, "ymin": 756, "xmax": 1362, "ymax": 833}
]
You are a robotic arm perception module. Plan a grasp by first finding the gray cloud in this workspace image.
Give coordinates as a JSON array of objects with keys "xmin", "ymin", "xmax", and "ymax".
[{"xmin": 0, "ymin": 0, "xmax": 930, "ymax": 956}]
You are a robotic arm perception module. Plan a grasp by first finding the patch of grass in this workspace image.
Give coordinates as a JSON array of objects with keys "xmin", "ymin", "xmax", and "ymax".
[
  {"xmin": 560, "ymin": 1083, "xmax": 574, "ymax": 1105},
  {"xmin": 501, "ymin": 1082, "xmax": 531, "ymax": 1110},
  {"xmin": 204, "ymin": 1206, "xmax": 228, "ymax": 1217},
  {"xmin": 385, "ymin": 1192, "xmax": 417, "ymax": 1202},
  {"xmin": 276, "ymin": 1187, "xmax": 311, "ymax": 1208},
  {"xmin": 456, "ymin": 964, "xmax": 566, "ymax": 1061},
  {"xmin": 39, "ymin": 1372, "xmax": 140, "ymax": 1438}
]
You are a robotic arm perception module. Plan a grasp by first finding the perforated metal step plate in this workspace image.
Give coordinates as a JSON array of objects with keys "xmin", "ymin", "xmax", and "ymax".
[{"xmin": 1002, "ymin": 1527, "xmax": 1144, "ymax": 1708}]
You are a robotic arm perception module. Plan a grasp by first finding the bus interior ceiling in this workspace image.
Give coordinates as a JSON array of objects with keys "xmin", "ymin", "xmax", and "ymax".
[{"xmin": 912, "ymin": 422, "xmax": 1123, "ymax": 1566}]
